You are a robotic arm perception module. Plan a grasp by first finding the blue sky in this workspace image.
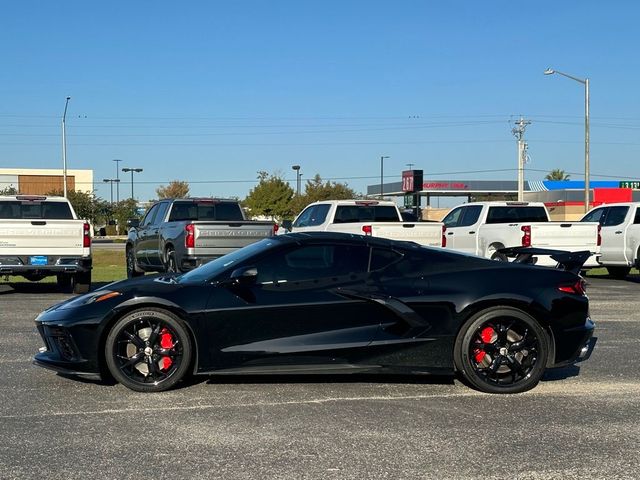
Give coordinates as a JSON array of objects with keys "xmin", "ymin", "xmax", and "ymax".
[{"xmin": 1, "ymin": 1, "xmax": 639, "ymax": 202}]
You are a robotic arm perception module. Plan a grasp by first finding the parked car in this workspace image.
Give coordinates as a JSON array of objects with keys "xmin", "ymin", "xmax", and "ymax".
[
  {"xmin": 125, "ymin": 198, "xmax": 277, "ymax": 276},
  {"xmin": 291, "ymin": 200, "xmax": 444, "ymax": 247},
  {"xmin": 581, "ymin": 202, "xmax": 640, "ymax": 278},
  {"xmin": 33, "ymin": 232, "xmax": 595, "ymax": 394},
  {"xmin": 0, "ymin": 195, "xmax": 92, "ymax": 293},
  {"xmin": 441, "ymin": 201, "xmax": 600, "ymax": 266}
]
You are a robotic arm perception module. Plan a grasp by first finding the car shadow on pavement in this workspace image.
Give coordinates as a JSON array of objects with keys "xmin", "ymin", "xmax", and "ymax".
[{"xmin": 0, "ymin": 283, "xmax": 63, "ymax": 295}]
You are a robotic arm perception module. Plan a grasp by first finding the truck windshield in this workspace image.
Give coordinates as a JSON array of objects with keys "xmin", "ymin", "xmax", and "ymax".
[
  {"xmin": 168, "ymin": 201, "xmax": 244, "ymax": 222},
  {"xmin": 178, "ymin": 238, "xmax": 281, "ymax": 283},
  {"xmin": 486, "ymin": 206, "xmax": 548, "ymax": 224},
  {"xmin": 0, "ymin": 201, "xmax": 73, "ymax": 219}
]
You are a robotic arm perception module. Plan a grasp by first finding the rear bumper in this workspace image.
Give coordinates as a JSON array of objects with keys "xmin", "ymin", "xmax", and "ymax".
[
  {"xmin": 0, "ymin": 256, "xmax": 92, "ymax": 276},
  {"xmin": 551, "ymin": 317, "xmax": 596, "ymax": 367},
  {"xmin": 180, "ymin": 254, "xmax": 223, "ymax": 271}
]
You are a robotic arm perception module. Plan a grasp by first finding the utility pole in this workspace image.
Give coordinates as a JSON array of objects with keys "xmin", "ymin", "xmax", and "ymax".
[{"xmin": 512, "ymin": 117, "xmax": 531, "ymax": 201}]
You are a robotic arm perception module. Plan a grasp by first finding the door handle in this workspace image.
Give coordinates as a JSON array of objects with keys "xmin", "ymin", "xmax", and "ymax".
[
  {"xmin": 468, "ymin": 231, "xmax": 475, "ymax": 234},
  {"xmin": 447, "ymin": 232, "xmax": 453, "ymax": 235},
  {"xmin": 615, "ymin": 231, "xmax": 623, "ymax": 234}
]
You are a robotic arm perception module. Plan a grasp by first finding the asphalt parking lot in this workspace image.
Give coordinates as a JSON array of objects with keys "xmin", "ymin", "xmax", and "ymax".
[{"xmin": 1, "ymin": 277, "xmax": 640, "ymax": 480}]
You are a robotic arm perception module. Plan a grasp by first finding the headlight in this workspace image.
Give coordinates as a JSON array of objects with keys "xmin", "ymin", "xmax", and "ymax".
[{"xmin": 59, "ymin": 291, "xmax": 122, "ymax": 310}]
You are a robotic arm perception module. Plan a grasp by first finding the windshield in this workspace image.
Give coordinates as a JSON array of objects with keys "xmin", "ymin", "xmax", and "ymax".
[{"xmin": 178, "ymin": 238, "xmax": 282, "ymax": 283}]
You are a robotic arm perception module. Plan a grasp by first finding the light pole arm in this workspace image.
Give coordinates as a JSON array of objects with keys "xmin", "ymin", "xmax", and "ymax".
[{"xmin": 552, "ymin": 70, "xmax": 586, "ymax": 85}]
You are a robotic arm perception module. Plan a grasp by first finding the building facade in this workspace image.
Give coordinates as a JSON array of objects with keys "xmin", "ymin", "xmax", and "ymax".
[{"xmin": 0, "ymin": 168, "xmax": 94, "ymax": 195}]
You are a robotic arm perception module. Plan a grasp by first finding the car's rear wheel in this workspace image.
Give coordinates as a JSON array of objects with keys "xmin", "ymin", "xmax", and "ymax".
[
  {"xmin": 454, "ymin": 307, "xmax": 549, "ymax": 394},
  {"xmin": 56, "ymin": 274, "xmax": 73, "ymax": 293},
  {"xmin": 105, "ymin": 308, "xmax": 192, "ymax": 392},
  {"xmin": 488, "ymin": 244, "xmax": 508, "ymax": 262},
  {"xmin": 607, "ymin": 266, "xmax": 631, "ymax": 279},
  {"xmin": 73, "ymin": 271, "xmax": 91, "ymax": 294},
  {"xmin": 126, "ymin": 248, "xmax": 143, "ymax": 278}
]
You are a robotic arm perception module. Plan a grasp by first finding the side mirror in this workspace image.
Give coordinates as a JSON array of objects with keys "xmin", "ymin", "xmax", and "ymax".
[
  {"xmin": 282, "ymin": 219, "xmax": 293, "ymax": 231},
  {"xmin": 223, "ymin": 266, "xmax": 258, "ymax": 287},
  {"xmin": 127, "ymin": 218, "xmax": 140, "ymax": 228}
]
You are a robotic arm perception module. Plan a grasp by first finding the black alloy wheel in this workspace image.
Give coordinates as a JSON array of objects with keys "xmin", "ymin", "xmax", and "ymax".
[
  {"xmin": 105, "ymin": 308, "xmax": 192, "ymax": 392},
  {"xmin": 454, "ymin": 307, "xmax": 548, "ymax": 394},
  {"xmin": 126, "ymin": 248, "xmax": 143, "ymax": 278}
]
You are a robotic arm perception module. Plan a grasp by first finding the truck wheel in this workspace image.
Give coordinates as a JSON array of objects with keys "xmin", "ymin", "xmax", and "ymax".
[
  {"xmin": 56, "ymin": 274, "xmax": 73, "ymax": 293},
  {"xmin": 165, "ymin": 248, "xmax": 179, "ymax": 273},
  {"xmin": 126, "ymin": 248, "xmax": 143, "ymax": 279},
  {"xmin": 607, "ymin": 266, "xmax": 631, "ymax": 279},
  {"xmin": 487, "ymin": 244, "xmax": 508, "ymax": 262},
  {"xmin": 72, "ymin": 271, "xmax": 91, "ymax": 294}
]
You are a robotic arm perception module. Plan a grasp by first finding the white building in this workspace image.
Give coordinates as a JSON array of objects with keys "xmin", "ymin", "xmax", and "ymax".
[{"xmin": 0, "ymin": 168, "xmax": 94, "ymax": 195}]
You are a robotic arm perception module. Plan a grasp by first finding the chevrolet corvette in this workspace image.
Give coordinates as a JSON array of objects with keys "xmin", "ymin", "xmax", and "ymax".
[{"xmin": 34, "ymin": 232, "xmax": 595, "ymax": 394}]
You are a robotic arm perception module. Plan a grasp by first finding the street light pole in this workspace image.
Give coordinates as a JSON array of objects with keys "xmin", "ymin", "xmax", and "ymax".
[
  {"xmin": 544, "ymin": 68, "xmax": 590, "ymax": 212},
  {"xmin": 380, "ymin": 155, "xmax": 390, "ymax": 199},
  {"xmin": 61, "ymin": 96, "xmax": 71, "ymax": 197},
  {"xmin": 122, "ymin": 168, "xmax": 143, "ymax": 200},
  {"xmin": 291, "ymin": 165, "xmax": 301, "ymax": 195},
  {"xmin": 103, "ymin": 179, "xmax": 120, "ymax": 204},
  {"xmin": 113, "ymin": 159, "xmax": 123, "ymax": 202}
]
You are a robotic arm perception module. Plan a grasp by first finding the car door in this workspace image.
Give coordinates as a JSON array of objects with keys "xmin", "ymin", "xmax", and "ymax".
[
  {"xmin": 600, "ymin": 206, "xmax": 631, "ymax": 264},
  {"xmin": 443, "ymin": 206, "xmax": 477, "ymax": 254},
  {"xmin": 451, "ymin": 205, "xmax": 482, "ymax": 253},
  {"xmin": 200, "ymin": 242, "xmax": 395, "ymax": 371},
  {"xmin": 135, "ymin": 204, "xmax": 159, "ymax": 267},
  {"xmin": 144, "ymin": 201, "xmax": 170, "ymax": 267}
]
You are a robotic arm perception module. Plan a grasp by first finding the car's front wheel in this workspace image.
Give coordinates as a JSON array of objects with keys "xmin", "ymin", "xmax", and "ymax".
[
  {"xmin": 454, "ymin": 307, "xmax": 549, "ymax": 394},
  {"xmin": 105, "ymin": 308, "xmax": 192, "ymax": 392}
]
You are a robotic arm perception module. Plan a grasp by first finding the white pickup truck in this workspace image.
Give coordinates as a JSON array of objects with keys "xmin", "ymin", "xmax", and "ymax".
[
  {"xmin": 442, "ymin": 201, "xmax": 600, "ymax": 266},
  {"xmin": 290, "ymin": 200, "xmax": 444, "ymax": 247},
  {"xmin": 0, "ymin": 195, "xmax": 92, "ymax": 293},
  {"xmin": 581, "ymin": 202, "xmax": 640, "ymax": 278}
]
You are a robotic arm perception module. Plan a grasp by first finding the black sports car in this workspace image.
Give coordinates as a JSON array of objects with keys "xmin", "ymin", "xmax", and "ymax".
[{"xmin": 34, "ymin": 232, "xmax": 595, "ymax": 394}]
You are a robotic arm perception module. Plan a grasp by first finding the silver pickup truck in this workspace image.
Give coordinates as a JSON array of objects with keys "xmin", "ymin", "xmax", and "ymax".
[
  {"xmin": 0, "ymin": 195, "xmax": 92, "ymax": 293},
  {"xmin": 125, "ymin": 198, "xmax": 276, "ymax": 277}
]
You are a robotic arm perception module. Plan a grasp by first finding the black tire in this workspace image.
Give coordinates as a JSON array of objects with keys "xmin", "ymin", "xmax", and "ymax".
[
  {"xmin": 126, "ymin": 247, "xmax": 143, "ymax": 279},
  {"xmin": 73, "ymin": 271, "xmax": 91, "ymax": 294},
  {"xmin": 104, "ymin": 308, "xmax": 192, "ymax": 392},
  {"xmin": 454, "ymin": 306, "xmax": 549, "ymax": 394},
  {"xmin": 165, "ymin": 248, "xmax": 179, "ymax": 273},
  {"xmin": 56, "ymin": 274, "xmax": 73, "ymax": 293},
  {"xmin": 607, "ymin": 266, "xmax": 631, "ymax": 279}
]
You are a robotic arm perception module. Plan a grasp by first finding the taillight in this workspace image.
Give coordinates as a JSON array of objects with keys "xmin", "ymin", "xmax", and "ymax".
[
  {"xmin": 597, "ymin": 224, "xmax": 602, "ymax": 246},
  {"xmin": 83, "ymin": 222, "xmax": 91, "ymax": 248},
  {"xmin": 273, "ymin": 223, "xmax": 279, "ymax": 235},
  {"xmin": 441, "ymin": 225, "xmax": 447, "ymax": 247},
  {"xmin": 362, "ymin": 225, "xmax": 372, "ymax": 236},
  {"xmin": 185, "ymin": 224, "xmax": 195, "ymax": 248},
  {"xmin": 521, "ymin": 225, "xmax": 531, "ymax": 247},
  {"xmin": 558, "ymin": 279, "xmax": 587, "ymax": 296}
]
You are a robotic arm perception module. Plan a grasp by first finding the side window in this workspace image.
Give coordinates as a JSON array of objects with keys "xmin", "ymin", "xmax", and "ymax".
[
  {"xmin": 634, "ymin": 208, "xmax": 640, "ymax": 225},
  {"xmin": 442, "ymin": 207, "xmax": 464, "ymax": 228},
  {"xmin": 458, "ymin": 205, "xmax": 482, "ymax": 227},
  {"xmin": 582, "ymin": 208, "xmax": 605, "ymax": 224},
  {"xmin": 293, "ymin": 204, "xmax": 330, "ymax": 228},
  {"xmin": 141, "ymin": 204, "xmax": 159, "ymax": 227},
  {"xmin": 370, "ymin": 248, "xmax": 404, "ymax": 271},
  {"xmin": 603, "ymin": 206, "xmax": 629, "ymax": 227},
  {"xmin": 152, "ymin": 202, "xmax": 170, "ymax": 225},
  {"xmin": 255, "ymin": 244, "xmax": 369, "ymax": 284}
]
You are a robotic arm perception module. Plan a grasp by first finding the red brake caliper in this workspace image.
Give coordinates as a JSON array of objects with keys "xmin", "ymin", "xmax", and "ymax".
[
  {"xmin": 474, "ymin": 326, "xmax": 496, "ymax": 363},
  {"xmin": 159, "ymin": 328, "xmax": 174, "ymax": 371}
]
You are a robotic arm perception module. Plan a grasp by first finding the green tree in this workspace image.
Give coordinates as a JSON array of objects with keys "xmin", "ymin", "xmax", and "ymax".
[
  {"xmin": 112, "ymin": 198, "xmax": 139, "ymax": 232},
  {"xmin": 290, "ymin": 174, "xmax": 358, "ymax": 216},
  {"xmin": 545, "ymin": 169, "xmax": 570, "ymax": 181},
  {"xmin": 243, "ymin": 171, "xmax": 294, "ymax": 221},
  {"xmin": 0, "ymin": 186, "xmax": 18, "ymax": 195},
  {"xmin": 46, "ymin": 189, "xmax": 100, "ymax": 223},
  {"xmin": 156, "ymin": 180, "xmax": 190, "ymax": 199}
]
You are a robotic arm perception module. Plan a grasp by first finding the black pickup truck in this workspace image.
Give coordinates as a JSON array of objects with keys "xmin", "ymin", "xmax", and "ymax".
[{"xmin": 125, "ymin": 198, "xmax": 276, "ymax": 277}]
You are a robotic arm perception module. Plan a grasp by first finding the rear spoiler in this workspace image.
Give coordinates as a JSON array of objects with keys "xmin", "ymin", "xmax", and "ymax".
[{"xmin": 498, "ymin": 247, "xmax": 592, "ymax": 274}]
